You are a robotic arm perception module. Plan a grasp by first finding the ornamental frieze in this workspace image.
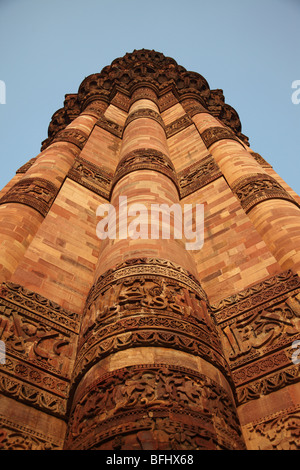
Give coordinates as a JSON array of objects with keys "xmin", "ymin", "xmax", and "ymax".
[
  {"xmin": 232, "ymin": 173, "xmax": 299, "ymax": 212},
  {"xmin": 0, "ymin": 282, "xmax": 79, "ymax": 417},
  {"xmin": 111, "ymin": 148, "xmax": 178, "ymax": 194},
  {"xmin": 200, "ymin": 126, "xmax": 241, "ymax": 148},
  {"xmin": 124, "ymin": 108, "xmax": 165, "ymax": 130},
  {"xmin": 165, "ymin": 114, "xmax": 193, "ymax": 138},
  {"xmin": 249, "ymin": 151, "xmax": 272, "ymax": 168},
  {"xmin": 0, "ymin": 416, "xmax": 62, "ymax": 450},
  {"xmin": 95, "ymin": 115, "xmax": 123, "ymax": 138},
  {"xmin": 178, "ymin": 155, "xmax": 222, "ymax": 198},
  {"xmin": 51, "ymin": 128, "xmax": 89, "ymax": 150},
  {"xmin": 0, "ymin": 177, "xmax": 59, "ymax": 217},
  {"xmin": 245, "ymin": 407, "xmax": 300, "ymax": 450},
  {"xmin": 236, "ymin": 363, "xmax": 300, "ymax": 405},
  {"xmin": 66, "ymin": 364, "xmax": 245, "ymax": 450},
  {"xmin": 67, "ymin": 156, "xmax": 113, "ymax": 200},
  {"xmin": 16, "ymin": 157, "xmax": 38, "ymax": 174}
]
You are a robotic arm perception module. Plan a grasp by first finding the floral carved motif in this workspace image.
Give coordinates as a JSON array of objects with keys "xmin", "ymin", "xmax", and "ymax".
[{"xmin": 246, "ymin": 408, "xmax": 300, "ymax": 450}]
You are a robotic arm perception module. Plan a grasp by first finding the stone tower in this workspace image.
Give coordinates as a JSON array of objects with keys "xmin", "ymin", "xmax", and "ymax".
[{"xmin": 0, "ymin": 49, "xmax": 299, "ymax": 451}]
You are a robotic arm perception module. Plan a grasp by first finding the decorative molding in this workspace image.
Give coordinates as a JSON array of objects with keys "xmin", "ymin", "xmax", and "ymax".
[
  {"xmin": 111, "ymin": 148, "xmax": 179, "ymax": 194},
  {"xmin": 67, "ymin": 156, "xmax": 113, "ymax": 200},
  {"xmin": 66, "ymin": 364, "xmax": 245, "ymax": 450},
  {"xmin": 70, "ymin": 257, "xmax": 232, "ymax": 389},
  {"xmin": 200, "ymin": 126, "xmax": 241, "ymax": 148},
  {"xmin": 178, "ymin": 155, "xmax": 222, "ymax": 198},
  {"xmin": 51, "ymin": 128, "xmax": 89, "ymax": 150},
  {"xmin": 124, "ymin": 108, "xmax": 165, "ymax": 131},
  {"xmin": 210, "ymin": 271, "xmax": 300, "ymax": 404},
  {"xmin": 232, "ymin": 173, "xmax": 299, "ymax": 212},
  {"xmin": 165, "ymin": 114, "xmax": 193, "ymax": 138},
  {"xmin": 0, "ymin": 282, "xmax": 79, "ymax": 417},
  {"xmin": 0, "ymin": 415, "xmax": 62, "ymax": 450},
  {"xmin": 211, "ymin": 270, "xmax": 300, "ymax": 323},
  {"xmin": 236, "ymin": 363, "xmax": 300, "ymax": 405},
  {"xmin": 245, "ymin": 406, "xmax": 300, "ymax": 450},
  {"xmin": 95, "ymin": 115, "xmax": 123, "ymax": 138},
  {"xmin": 130, "ymin": 86, "xmax": 159, "ymax": 107},
  {"xmin": 16, "ymin": 157, "xmax": 37, "ymax": 174},
  {"xmin": 0, "ymin": 177, "xmax": 59, "ymax": 217},
  {"xmin": 250, "ymin": 152, "xmax": 272, "ymax": 168}
]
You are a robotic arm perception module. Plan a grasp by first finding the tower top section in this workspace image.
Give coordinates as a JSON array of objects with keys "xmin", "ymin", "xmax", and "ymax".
[{"xmin": 42, "ymin": 48, "xmax": 249, "ymax": 150}]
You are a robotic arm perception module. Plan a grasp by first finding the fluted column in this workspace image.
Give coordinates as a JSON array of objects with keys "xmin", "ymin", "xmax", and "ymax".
[
  {"xmin": 0, "ymin": 101, "xmax": 107, "ymax": 283},
  {"xmin": 183, "ymin": 98, "xmax": 300, "ymax": 276},
  {"xmin": 65, "ymin": 90, "xmax": 245, "ymax": 450}
]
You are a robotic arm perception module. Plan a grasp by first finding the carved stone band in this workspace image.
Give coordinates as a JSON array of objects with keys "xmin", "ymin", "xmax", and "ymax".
[
  {"xmin": 51, "ymin": 128, "xmax": 89, "ymax": 150},
  {"xmin": 232, "ymin": 173, "xmax": 299, "ymax": 213},
  {"xmin": 124, "ymin": 108, "xmax": 165, "ymax": 131},
  {"xmin": 87, "ymin": 257, "xmax": 208, "ymax": 308},
  {"xmin": 66, "ymin": 364, "xmax": 244, "ymax": 450},
  {"xmin": 67, "ymin": 156, "xmax": 113, "ymax": 200},
  {"xmin": 165, "ymin": 114, "xmax": 193, "ymax": 138},
  {"xmin": 200, "ymin": 126, "xmax": 240, "ymax": 148},
  {"xmin": 96, "ymin": 115, "xmax": 123, "ymax": 138},
  {"xmin": 178, "ymin": 155, "xmax": 222, "ymax": 198},
  {"xmin": 0, "ymin": 281, "xmax": 79, "ymax": 418},
  {"xmin": 0, "ymin": 177, "xmax": 59, "ymax": 217},
  {"xmin": 111, "ymin": 148, "xmax": 179, "ymax": 194}
]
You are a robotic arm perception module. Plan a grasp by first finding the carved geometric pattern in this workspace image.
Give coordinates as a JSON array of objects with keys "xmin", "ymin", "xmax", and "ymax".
[
  {"xmin": 211, "ymin": 270, "xmax": 300, "ymax": 404},
  {"xmin": 165, "ymin": 114, "xmax": 193, "ymax": 138},
  {"xmin": 124, "ymin": 108, "xmax": 165, "ymax": 131},
  {"xmin": 111, "ymin": 148, "xmax": 179, "ymax": 194},
  {"xmin": 178, "ymin": 155, "xmax": 222, "ymax": 198},
  {"xmin": 51, "ymin": 128, "xmax": 89, "ymax": 150},
  {"xmin": 0, "ymin": 282, "xmax": 80, "ymax": 417},
  {"xmin": 65, "ymin": 364, "xmax": 245, "ymax": 450},
  {"xmin": 67, "ymin": 156, "xmax": 113, "ymax": 200},
  {"xmin": 200, "ymin": 126, "xmax": 241, "ymax": 148},
  {"xmin": 232, "ymin": 173, "xmax": 299, "ymax": 212},
  {"xmin": 0, "ymin": 177, "xmax": 59, "ymax": 217},
  {"xmin": 96, "ymin": 115, "xmax": 123, "ymax": 138}
]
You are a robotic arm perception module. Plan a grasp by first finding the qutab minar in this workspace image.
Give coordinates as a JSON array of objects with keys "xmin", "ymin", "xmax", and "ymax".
[{"xmin": 0, "ymin": 49, "xmax": 299, "ymax": 450}]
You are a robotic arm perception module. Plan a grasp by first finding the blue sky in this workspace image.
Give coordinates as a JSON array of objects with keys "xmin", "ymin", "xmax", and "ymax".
[{"xmin": 0, "ymin": 0, "xmax": 299, "ymax": 195}]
